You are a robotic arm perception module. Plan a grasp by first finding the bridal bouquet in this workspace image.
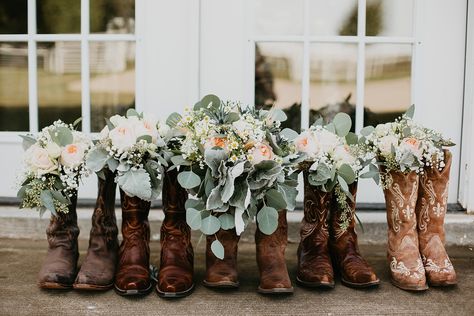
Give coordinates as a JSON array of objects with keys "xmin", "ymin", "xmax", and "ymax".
[
  {"xmin": 359, "ymin": 106, "xmax": 455, "ymax": 187},
  {"xmin": 17, "ymin": 119, "xmax": 91, "ymax": 216},
  {"xmin": 167, "ymin": 95, "xmax": 300, "ymax": 257},
  {"xmin": 294, "ymin": 113, "xmax": 369, "ymax": 231},
  {"xmin": 86, "ymin": 109, "xmax": 170, "ymax": 201}
]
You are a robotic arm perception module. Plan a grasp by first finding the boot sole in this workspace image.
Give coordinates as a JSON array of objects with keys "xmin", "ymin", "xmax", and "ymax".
[
  {"xmin": 390, "ymin": 278, "xmax": 428, "ymax": 291},
  {"xmin": 428, "ymin": 280, "xmax": 457, "ymax": 287},
  {"xmin": 203, "ymin": 280, "xmax": 239, "ymax": 289},
  {"xmin": 257, "ymin": 286, "xmax": 294, "ymax": 294},
  {"xmin": 38, "ymin": 282, "xmax": 72, "ymax": 290},
  {"xmin": 156, "ymin": 283, "xmax": 195, "ymax": 298},
  {"xmin": 73, "ymin": 283, "xmax": 113, "ymax": 291},
  {"xmin": 114, "ymin": 283, "xmax": 153, "ymax": 296},
  {"xmin": 341, "ymin": 278, "xmax": 380, "ymax": 288},
  {"xmin": 296, "ymin": 276, "xmax": 335, "ymax": 289}
]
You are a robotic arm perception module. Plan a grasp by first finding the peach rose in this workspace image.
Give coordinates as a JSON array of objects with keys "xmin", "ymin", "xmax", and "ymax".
[
  {"xmin": 249, "ymin": 142, "xmax": 274, "ymax": 165},
  {"xmin": 294, "ymin": 131, "xmax": 320, "ymax": 156},
  {"xmin": 400, "ymin": 137, "xmax": 423, "ymax": 158},
  {"xmin": 109, "ymin": 120, "xmax": 137, "ymax": 152},
  {"xmin": 60, "ymin": 143, "xmax": 86, "ymax": 168},
  {"xmin": 204, "ymin": 136, "xmax": 229, "ymax": 152}
]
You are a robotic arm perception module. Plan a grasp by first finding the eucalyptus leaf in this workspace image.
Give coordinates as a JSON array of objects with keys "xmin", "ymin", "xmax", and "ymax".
[
  {"xmin": 186, "ymin": 208, "xmax": 202, "ymax": 230},
  {"xmin": 337, "ymin": 175, "xmax": 349, "ymax": 192},
  {"xmin": 360, "ymin": 126, "xmax": 375, "ymax": 137},
  {"xmin": 265, "ymin": 189, "xmax": 287, "ymax": 210},
  {"xmin": 171, "ymin": 155, "xmax": 191, "ymax": 167},
  {"xmin": 200, "ymin": 215, "xmax": 221, "ymax": 235},
  {"xmin": 40, "ymin": 190, "xmax": 57, "ymax": 216},
  {"xmin": 325, "ymin": 123, "xmax": 336, "ymax": 134},
  {"xmin": 166, "ymin": 112, "xmax": 182, "ymax": 128},
  {"xmin": 51, "ymin": 190, "xmax": 69, "ymax": 204},
  {"xmin": 72, "ymin": 117, "xmax": 82, "ymax": 128},
  {"xmin": 106, "ymin": 157, "xmax": 119, "ymax": 172},
  {"xmin": 345, "ymin": 132, "xmax": 359, "ymax": 145},
  {"xmin": 333, "ymin": 112, "xmax": 352, "ymax": 137},
  {"xmin": 404, "ymin": 104, "xmax": 415, "ymax": 119},
  {"xmin": 256, "ymin": 206, "xmax": 278, "ymax": 235},
  {"xmin": 136, "ymin": 135, "xmax": 152, "ymax": 143},
  {"xmin": 268, "ymin": 108, "xmax": 287, "ymax": 122},
  {"xmin": 211, "ymin": 239, "xmax": 225, "ymax": 259},
  {"xmin": 177, "ymin": 171, "xmax": 201, "ymax": 189},
  {"xmin": 126, "ymin": 108, "xmax": 139, "ymax": 117},
  {"xmin": 338, "ymin": 164, "xmax": 356, "ymax": 184},
  {"xmin": 277, "ymin": 183, "xmax": 298, "ymax": 211},
  {"xmin": 49, "ymin": 126, "xmax": 73, "ymax": 146},
  {"xmin": 280, "ymin": 128, "xmax": 299, "ymax": 141},
  {"xmin": 219, "ymin": 213, "xmax": 235, "ymax": 230}
]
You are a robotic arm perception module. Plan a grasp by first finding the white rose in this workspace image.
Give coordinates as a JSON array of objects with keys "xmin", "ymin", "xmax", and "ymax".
[
  {"xmin": 317, "ymin": 129, "xmax": 340, "ymax": 153},
  {"xmin": 378, "ymin": 135, "xmax": 399, "ymax": 154},
  {"xmin": 294, "ymin": 131, "xmax": 320, "ymax": 156},
  {"xmin": 333, "ymin": 144, "xmax": 356, "ymax": 168},
  {"xmin": 109, "ymin": 114, "xmax": 126, "ymax": 127},
  {"xmin": 45, "ymin": 142, "xmax": 61, "ymax": 159},
  {"xmin": 109, "ymin": 120, "xmax": 137, "ymax": 152},
  {"xmin": 25, "ymin": 144, "xmax": 57, "ymax": 176},
  {"xmin": 249, "ymin": 142, "xmax": 274, "ymax": 165},
  {"xmin": 375, "ymin": 123, "xmax": 391, "ymax": 137},
  {"xmin": 400, "ymin": 137, "xmax": 423, "ymax": 158},
  {"xmin": 134, "ymin": 117, "xmax": 159, "ymax": 143},
  {"xmin": 60, "ymin": 143, "xmax": 86, "ymax": 168},
  {"xmin": 232, "ymin": 119, "xmax": 253, "ymax": 139}
]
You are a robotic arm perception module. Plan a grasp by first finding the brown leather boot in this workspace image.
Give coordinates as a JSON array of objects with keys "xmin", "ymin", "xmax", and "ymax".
[
  {"xmin": 156, "ymin": 170, "xmax": 194, "ymax": 298},
  {"xmin": 204, "ymin": 228, "xmax": 240, "ymax": 288},
  {"xmin": 296, "ymin": 172, "xmax": 334, "ymax": 288},
  {"xmin": 329, "ymin": 183, "xmax": 380, "ymax": 288},
  {"xmin": 74, "ymin": 170, "xmax": 119, "ymax": 290},
  {"xmin": 114, "ymin": 190, "xmax": 152, "ymax": 296},
  {"xmin": 38, "ymin": 195, "xmax": 79, "ymax": 289},
  {"xmin": 256, "ymin": 210, "xmax": 293, "ymax": 294},
  {"xmin": 383, "ymin": 169, "xmax": 427, "ymax": 291},
  {"xmin": 416, "ymin": 150, "xmax": 457, "ymax": 286}
]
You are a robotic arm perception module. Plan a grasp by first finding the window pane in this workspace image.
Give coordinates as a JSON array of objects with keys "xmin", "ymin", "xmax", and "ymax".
[
  {"xmin": 37, "ymin": 42, "xmax": 81, "ymax": 129},
  {"xmin": 310, "ymin": 0, "xmax": 358, "ymax": 36},
  {"xmin": 254, "ymin": 0, "xmax": 304, "ymax": 36},
  {"xmin": 255, "ymin": 42, "xmax": 302, "ymax": 132},
  {"xmin": 309, "ymin": 43, "xmax": 357, "ymax": 127},
  {"xmin": 90, "ymin": 41, "xmax": 135, "ymax": 132},
  {"xmin": 0, "ymin": 42, "xmax": 29, "ymax": 131},
  {"xmin": 90, "ymin": 0, "xmax": 135, "ymax": 34},
  {"xmin": 0, "ymin": 1, "xmax": 28, "ymax": 34},
  {"xmin": 364, "ymin": 44, "xmax": 412, "ymax": 126},
  {"xmin": 37, "ymin": 0, "xmax": 80, "ymax": 34},
  {"xmin": 366, "ymin": 0, "xmax": 414, "ymax": 36}
]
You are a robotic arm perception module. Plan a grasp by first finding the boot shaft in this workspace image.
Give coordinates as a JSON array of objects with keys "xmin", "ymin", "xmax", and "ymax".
[
  {"xmin": 46, "ymin": 194, "xmax": 79, "ymax": 248},
  {"xmin": 256, "ymin": 210, "xmax": 288, "ymax": 259},
  {"xmin": 162, "ymin": 169, "xmax": 188, "ymax": 215},
  {"xmin": 90, "ymin": 170, "xmax": 118, "ymax": 242},
  {"xmin": 329, "ymin": 182, "xmax": 358, "ymax": 242}
]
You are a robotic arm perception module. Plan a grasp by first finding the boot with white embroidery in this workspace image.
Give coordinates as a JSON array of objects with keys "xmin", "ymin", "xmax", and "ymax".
[
  {"xmin": 416, "ymin": 150, "xmax": 457, "ymax": 286},
  {"xmin": 382, "ymin": 168, "xmax": 427, "ymax": 291}
]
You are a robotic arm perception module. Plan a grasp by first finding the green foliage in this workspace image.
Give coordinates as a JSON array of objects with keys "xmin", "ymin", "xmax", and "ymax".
[
  {"xmin": 177, "ymin": 171, "xmax": 201, "ymax": 189},
  {"xmin": 166, "ymin": 112, "xmax": 182, "ymax": 128},
  {"xmin": 117, "ymin": 168, "xmax": 152, "ymax": 201},
  {"xmin": 200, "ymin": 215, "xmax": 221, "ymax": 235},
  {"xmin": 333, "ymin": 112, "xmax": 352, "ymax": 137},
  {"xmin": 186, "ymin": 208, "xmax": 202, "ymax": 230},
  {"xmin": 211, "ymin": 240, "xmax": 225, "ymax": 260},
  {"xmin": 257, "ymin": 206, "xmax": 278, "ymax": 235},
  {"xmin": 48, "ymin": 126, "xmax": 73, "ymax": 146},
  {"xmin": 86, "ymin": 147, "xmax": 109, "ymax": 172}
]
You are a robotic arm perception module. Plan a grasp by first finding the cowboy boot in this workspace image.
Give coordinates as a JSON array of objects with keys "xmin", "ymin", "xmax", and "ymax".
[
  {"xmin": 74, "ymin": 170, "xmax": 119, "ymax": 290},
  {"xmin": 114, "ymin": 190, "xmax": 152, "ymax": 295},
  {"xmin": 383, "ymin": 169, "xmax": 427, "ymax": 291},
  {"xmin": 296, "ymin": 172, "xmax": 334, "ymax": 288},
  {"xmin": 204, "ymin": 228, "xmax": 240, "ymax": 288},
  {"xmin": 38, "ymin": 194, "xmax": 79, "ymax": 289},
  {"xmin": 416, "ymin": 150, "xmax": 457, "ymax": 286},
  {"xmin": 329, "ymin": 183, "xmax": 380, "ymax": 288},
  {"xmin": 256, "ymin": 210, "xmax": 293, "ymax": 294},
  {"xmin": 156, "ymin": 170, "xmax": 194, "ymax": 298}
]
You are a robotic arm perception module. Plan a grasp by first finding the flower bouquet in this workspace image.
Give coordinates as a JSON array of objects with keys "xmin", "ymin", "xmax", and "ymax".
[
  {"xmin": 360, "ymin": 105, "xmax": 457, "ymax": 291},
  {"xmin": 167, "ymin": 95, "xmax": 300, "ymax": 258},
  {"xmin": 17, "ymin": 119, "xmax": 91, "ymax": 216}
]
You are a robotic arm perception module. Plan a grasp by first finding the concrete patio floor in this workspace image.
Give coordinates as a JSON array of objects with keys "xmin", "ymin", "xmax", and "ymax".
[{"xmin": 0, "ymin": 239, "xmax": 473, "ymax": 315}]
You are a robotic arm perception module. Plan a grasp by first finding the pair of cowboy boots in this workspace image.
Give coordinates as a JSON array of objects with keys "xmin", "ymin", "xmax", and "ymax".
[
  {"xmin": 205, "ymin": 210, "xmax": 293, "ymax": 294},
  {"xmin": 113, "ymin": 169, "xmax": 194, "ymax": 297},
  {"xmin": 296, "ymin": 173, "xmax": 379, "ymax": 288},
  {"xmin": 38, "ymin": 169, "xmax": 119, "ymax": 290},
  {"xmin": 383, "ymin": 150, "xmax": 457, "ymax": 291}
]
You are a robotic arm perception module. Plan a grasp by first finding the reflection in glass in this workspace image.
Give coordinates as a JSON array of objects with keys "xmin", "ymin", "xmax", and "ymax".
[
  {"xmin": 366, "ymin": 0, "xmax": 414, "ymax": 36},
  {"xmin": 310, "ymin": 0, "xmax": 358, "ymax": 36},
  {"xmin": 90, "ymin": 0, "xmax": 135, "ymax": 34},
  {"xmin": 364, "ymin": 44, "xmax": 412, "ymax": 126},
  {"xmin": 0, "ymin": 1, "xmax": 28, "ymax": 34},
  {"xmin": 255, "ymin": 42, "xmax": 302, "ymax": 132},
  {"xmin": 254, "ymin": 0, "xmax": 304, "ymax": 36},
  {"xmin": 90, "ymin": 41, "xmax": 135, "ymax": 132},
  {"xmin": 37, "ymin": 0, "xmax": 81, "ymax": 34},
  {"xmin": 37, "ymin": 42, "xmax": 81, "ymax": 129},
  {"xmin": 0, "ymin": 42, "xmax": 29, "ymax": 131},
  {"xmin": 309, "ymin": 43, "xmax": 357, "ymax": 127}
]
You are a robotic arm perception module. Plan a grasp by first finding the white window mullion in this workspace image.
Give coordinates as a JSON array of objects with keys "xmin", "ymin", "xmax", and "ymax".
[
  {"xmin": 411, "ymin": 0, "xmax": 423, "ymax": 110},
  {"xmin": 134, "ymin": 0, "xmax": 145, "ymax": 112},
  {"xmin": 27, "ymin": 0, "xmax": 38, "ymax": 133},
  {"xmin": 355, "ymin": 0, "xmax": 367, "ymax": 133},
  {"xmin": 245, "ymin": 0, "xmax": 255, "ymax": 106},
  {"xmin": 81, "ymin": 0, "xmax": 91, "ymax": 132},
  {"xmin": 300, "ymin": 0, "xmax": 310, "ymax": 131}
]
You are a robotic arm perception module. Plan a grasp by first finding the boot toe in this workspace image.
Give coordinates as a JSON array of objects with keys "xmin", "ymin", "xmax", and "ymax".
[{"xmin": 427, "ymin": 271, "xmax": 457, "ymax": 286}]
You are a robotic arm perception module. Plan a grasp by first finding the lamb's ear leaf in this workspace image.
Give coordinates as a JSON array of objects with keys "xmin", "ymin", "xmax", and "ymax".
[
  {"xmin": 404, "ymin": 104, "xmax": 415, "ymax": 119},
  {"xmin": 19, "ymin": 135, "xmax": 36, "ymax": 150},
  {"xmin": 166, "ymin": 112, "xmax": 182, "ymax": 128}
]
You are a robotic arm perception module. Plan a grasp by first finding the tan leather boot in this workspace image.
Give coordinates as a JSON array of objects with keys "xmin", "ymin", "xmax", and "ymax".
[
  {"xmin": 156, "ymin": 170, "xmax": 194, "ymax": 298},
  {"xmin": 74, "ymin": 170, "xmax": 119, "ymax": 290},
  {"xmin": 38, "ymin": 195, "xmax": 79, "ymax": 289},
  {"xmin": 204, "ymin": 228, "xmax": 240, "ymax": 288},
  {"xmin": 256, "ymin": 210, "xmax": 293, "ymax": 294},
  {"xmin": 329, "ymin": 183, "xmax": 380, "ymax": 288},
  {"xmin": 416, "ymin": 150, "xmax": 457, "ymax": 286},
  {"xmin": 296, "ymin": 172, "xmax": 334, "ymax": 288},
  {"xmin": 114, "ymin": 190, "xmax": 152, "ymax": 296},
  {"xmin": 383, "ymin": 169, "xmax": 427, "ymax": 291}
]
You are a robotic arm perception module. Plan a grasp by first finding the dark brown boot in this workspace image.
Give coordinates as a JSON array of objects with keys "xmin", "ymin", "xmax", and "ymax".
[
  {"xmin": 204, "ymin": 228, "xmax": 240, "ymax": 288},
  {"xmin": 416, "ymin": 150, "xmax": 457, "ymax": 286},
  {"xmin": 296, "ymin": 172, "xmax": 334, "ymax": 288},
  {"xmin": 383, "ymin": 169, "xmax": 427, "ymax": 291},
  {"xmin": 329, "ymin": 183, "xmax": 380, "ymax": 288},
  {"xmin": 256, "ymin": 210, "xmax": 293, "ymax": 294},
  {"xmin": 114, "ymin": 190, "xmax": 152, "ymax": 296},
  {"xmin": 74, "ymin": 170, "xmax": 119, "ymax": 290},
  {"xmin": 156, "ymin": 170, "xmax": 194, "ymax": 298},
  {"xmin": 38, "ymin": 195, "xmax": 79, "ymax": 289}
]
